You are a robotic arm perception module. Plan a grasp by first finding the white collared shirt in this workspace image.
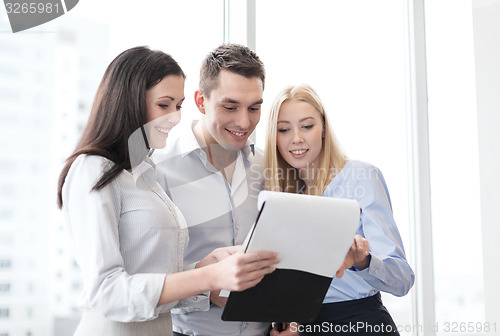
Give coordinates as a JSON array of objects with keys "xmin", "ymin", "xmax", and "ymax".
[
  {"xmin": 153, "ymin": 121, "xmax": 269, "ymax": 336},
  {"xmin": 62, "ymin": 154, "xmax": 188, "ymax": 322}
]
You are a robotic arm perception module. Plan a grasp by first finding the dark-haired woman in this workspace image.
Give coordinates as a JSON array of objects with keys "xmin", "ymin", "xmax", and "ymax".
[{"xmin": 57, "ymin": 46, "xmax": 278, "ymax": 336}]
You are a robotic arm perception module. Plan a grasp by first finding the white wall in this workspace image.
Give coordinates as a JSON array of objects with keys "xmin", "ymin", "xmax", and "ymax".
[{"xmin": 472, "ymin": 0, "xmax": 500, "ymax": 328}]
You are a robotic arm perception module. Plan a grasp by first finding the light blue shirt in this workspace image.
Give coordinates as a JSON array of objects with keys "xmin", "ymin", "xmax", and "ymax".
[
  {"xmin": 322, "ymin": 160, "xmax": 415, "ymax": 303},
  {"xmin": 153, "ymin": 122, "xmax": 269, "ymax": 336}
]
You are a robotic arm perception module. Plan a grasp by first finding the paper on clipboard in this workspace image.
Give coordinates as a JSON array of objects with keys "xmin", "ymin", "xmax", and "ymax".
[
  {"xmin": 244, "ymin": 190, "xmax": 360, "ymax": 278},
  {"xmin": 221, "ymin": 191, "xmax": 361, "ymax": 323}
]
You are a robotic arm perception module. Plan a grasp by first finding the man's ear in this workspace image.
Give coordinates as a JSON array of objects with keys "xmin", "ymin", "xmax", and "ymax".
[{"xmin": 194, "ymin": 90, "xmax": 205, "ymax": 114}]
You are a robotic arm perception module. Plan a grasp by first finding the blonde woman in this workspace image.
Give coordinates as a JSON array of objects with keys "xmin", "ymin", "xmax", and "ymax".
[{"xmin": 265, "ymin": 85, "xmax": 414, "ymax": 336}]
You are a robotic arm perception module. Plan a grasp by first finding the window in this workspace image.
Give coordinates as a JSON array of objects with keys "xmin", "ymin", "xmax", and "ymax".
[
  {"xmin": 72, "ymin": 282, "xmax": 82, "ymax": 291},
  {"xmin": 0, "ymin": 308, "xmax": 10, "ymax": 319},
  {"xmin": 4, "ymin": 10, "xmax": 221, "ymax": 336},
  {"xmin": 0, "ymin": 259, "xmax": 12, "ymax": 269},
  {"xmin": 0, "ymin": 185, "xmax": 15, "ymax": 198},
  {"xmin": 0, "ymin": 87, "xmax": 18, "ymax": 102},
  {"xmin": 0, "ymin": 208, "xmax": 14, "ymax": 220},
  {"xmin": 0, "ymin": 233, "xmax": 14, "ymax": 245},
  {"xmin": 2, "ymin": 2, "xmax": 495, "ymax": 336},
  {"xmin": 0, "ymin": 114, "xmax": 18, "ymax": 126},
  {"xmin": 425, "ymin": 0, "xmax": 484, "ymax": 330},
  {"xmin": 256, "ymin": 0, "xmax": 413, "ymax": 329},
  {"xmin": 0, "ymin": 161, "xmax": 16, "ymax": 173},
  {"xmin": 0, "ymin": 284, "xmax": 11, "ymax": 294}
]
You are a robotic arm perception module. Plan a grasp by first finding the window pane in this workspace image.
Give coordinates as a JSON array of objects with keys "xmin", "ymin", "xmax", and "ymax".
[
  {"xmin": 0, "ymin": 308, "xmax": 9, "ymax": 318},
  {"xmin": 0, "ymin": 1, "xmax": 223, "ymax": 335},
  {"xmin": 256, "ymin": 0, "xmax": 414, "ymax": 332},
  {"xmin": 425, "ymin": 0, "xmax": 485, "ymax": 332},
  {"xmin": 0, "ymin": 284, "xmax": 11, "ymax": 294}
]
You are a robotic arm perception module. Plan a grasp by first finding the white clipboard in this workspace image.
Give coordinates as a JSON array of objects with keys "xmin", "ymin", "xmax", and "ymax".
[{"xmin": 244, "ymin": 190, "xmax": 360, "ymax": 278}]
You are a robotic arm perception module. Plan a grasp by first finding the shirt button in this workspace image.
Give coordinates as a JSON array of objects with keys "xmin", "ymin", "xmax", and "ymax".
[
  {"xmin": 151, "ymin": 187, "xmax": 158, "ymax": 192},
  {"xmin": 235, "ymin": 225, "xmax": 239, "ymax": 230},
  {"xmin": 169, "ymin": 206, "xmax": 175, "ymax": 212},
  {"xmin": 180, "ymin": 232, "xmax": 184, "ymax": 238}
]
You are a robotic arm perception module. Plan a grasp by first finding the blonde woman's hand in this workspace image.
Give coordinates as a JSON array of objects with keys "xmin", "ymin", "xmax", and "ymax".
[{"xmin": 336, "ymin": 234, "xmax": 371, "ymax": 278}]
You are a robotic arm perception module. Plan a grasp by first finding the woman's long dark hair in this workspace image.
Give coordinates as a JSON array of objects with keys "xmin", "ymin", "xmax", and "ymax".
[{"xmin": 57, "ymin": 46, "xmax": 185, "ymax": 208}]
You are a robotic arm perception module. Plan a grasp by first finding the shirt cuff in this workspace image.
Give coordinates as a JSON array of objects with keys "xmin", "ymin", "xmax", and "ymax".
[
  {"xmin": 354, "ymin": 253, "xmax": 384, "ymax": 280},
  {"xmin": 132, "ymin": 273, "xmax": 170, "ymax": 321},
  {"xmin": 170, "ymin": 261, "xmax": 210, "ymax": 314},
  {"xmin": 184, "ymin": 261, "xmax": 198, "ymax": 271},
  {"xmin": 171, "ymin": 292, "xmax": 210, "ymax": 314}
]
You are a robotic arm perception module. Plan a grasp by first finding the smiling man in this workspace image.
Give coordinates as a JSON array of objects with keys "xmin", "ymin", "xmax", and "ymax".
[
  {"xmin": 192, "ymin": 66, "xmax": 264, "ymax": 183},
  {"xmin": 153, "ymin": 44, "xmax": 272, "ymax": 336}
]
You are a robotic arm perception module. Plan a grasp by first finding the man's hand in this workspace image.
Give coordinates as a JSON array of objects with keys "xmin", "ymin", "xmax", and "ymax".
[
  {"xmin": 197, "ymin": 245, "xmax": 242, "ymax": 268},
  {"xmin": 270, "ymin": 322, "xmax": 299, "ymax": 336},
  {"xmin": 209, "ymin": 289, "xmax": 228, "ymax": 308}
]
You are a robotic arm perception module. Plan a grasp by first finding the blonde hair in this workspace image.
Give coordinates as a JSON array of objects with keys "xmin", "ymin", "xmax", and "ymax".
[{"xmin": 264, "ymin": 84, "xmax": 347, "ymax": 195}]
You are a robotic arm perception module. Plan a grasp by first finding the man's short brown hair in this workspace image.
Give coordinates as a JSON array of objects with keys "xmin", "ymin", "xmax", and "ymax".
[{"xmin": 199, "ymin": 43, "xmax": 265, "ymax": 97}]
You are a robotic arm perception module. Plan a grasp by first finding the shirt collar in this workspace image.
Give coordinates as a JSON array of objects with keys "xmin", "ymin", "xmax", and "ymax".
[
  {"xmin": 131, "ymin": 154, "xmax": 156, "ymax": 184},
  {"xmin": 178, "ymin": 120, "xmax": 256, "ymax": 159},
  {"xmin": 243, "ymin": 143, "xmax": 256, "ymax": 157},
  {"xmin": 178, "ymin": 120, "xmax": 204, "ymax": 158}
]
